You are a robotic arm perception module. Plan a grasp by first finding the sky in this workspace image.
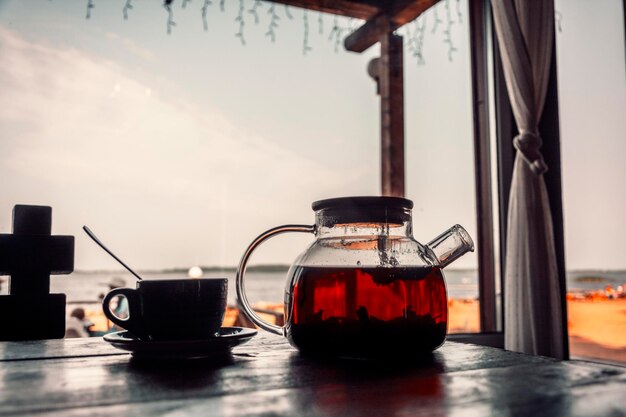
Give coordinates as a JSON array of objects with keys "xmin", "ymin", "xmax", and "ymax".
[
  {"xmin": 0, "ymin": 0, "xmax": 624, "ymax": 271},
  {"xmin": 554, "ymin": 0, "xmax": 626, "ymax": 270}
]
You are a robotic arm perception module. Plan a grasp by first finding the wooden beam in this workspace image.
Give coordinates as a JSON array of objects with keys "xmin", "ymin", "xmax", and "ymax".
[
  {"xmin": 345, "ymin": 12, "xmax": 392, "ymax": 53},
  {"xmin": 263, "ymin": 0, "xmax": 441, "ymax": 52},
  {"xmin": 385, "ymin": 0, "xmax": 440, "ymax": 23},
  {"xmin": 266, "ymin": 0, "xmax": 380, "ymax": 20},
  {"xmin": 380, "ymin": 33, "xmax": 405, "ymax": 197},
  {"xmin": 344, "ymin": 0, "xmax": 440, "ymax": 52}
]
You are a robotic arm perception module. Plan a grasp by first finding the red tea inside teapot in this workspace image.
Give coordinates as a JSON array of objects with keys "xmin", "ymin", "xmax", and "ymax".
[{"xmin": 287, "ymin": 265, "xmax": 447, "ymax": 357}]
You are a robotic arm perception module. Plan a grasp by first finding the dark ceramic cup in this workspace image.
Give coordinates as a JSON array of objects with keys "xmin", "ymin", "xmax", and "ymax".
[{"xmin": 102, "ymin": 278, "xmax": 228, "ymax": 341}]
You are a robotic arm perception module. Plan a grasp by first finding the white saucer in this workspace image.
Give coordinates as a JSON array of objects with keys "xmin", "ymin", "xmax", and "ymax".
[{"xmin": 103, "ymin": 327, "xmax": 257, "ymax": 359}]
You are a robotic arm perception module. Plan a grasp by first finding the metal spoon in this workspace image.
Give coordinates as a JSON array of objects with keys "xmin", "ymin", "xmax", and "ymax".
[{"xmin": 82, "ymin": 225, "xmax": 143, "ymax": 281}]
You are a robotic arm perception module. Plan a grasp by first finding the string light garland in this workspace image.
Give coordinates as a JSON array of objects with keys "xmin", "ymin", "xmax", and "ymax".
[
  {"xmin": 430, "ymin": 6, "xmax": 442, "ymax": 34},
  {"xmin": 442, "ymin": 0, "xmax": 458, "ymax": 62},
  {"xmin": 123, "ymin": 0, "xmax": 133, "ymax": 20},
  {"xmin": 265, "ymin": 4, "xmax": 279, "ymax": 42},
  {"xmin": 202, "ymin": 0, "xmax": 212, "ymax": 31},
  {"xmin": 302, "ymin": 10, "xmax": 312, "ymax": 55},
  {"xmin": 248, "ymin": 0, "xmax": 262, "ymax": 24},
  {"xmin": 163, "ymin": 0, "xmax": 176, "ymax": 35},
  {"xmin": 406, "ymin": 16, "xmax": 426, "ymax": 65},
  {"xmin": 82, "ymin": 0, "xmax": 477, "ymax": 66},
  {"xmin": 318, "ymin": 13, "xmax": 323, "ymax": 35},
  {"xmin": 234, "ymin": 0, "xmax": 246, "ymax": 45},
  {"xmin": 86, "ymin": 0, "xmax": 95, "ymax": 19},
  {"xmin": 284, "ymin": 5, "xmax": 293, "ymax": 20},
  {"xmin": 327, "ymin": 15, "xmax": 343, "ymax": 53}
]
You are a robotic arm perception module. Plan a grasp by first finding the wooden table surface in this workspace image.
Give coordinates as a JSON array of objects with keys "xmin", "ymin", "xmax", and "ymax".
[{"xmin": 1, "ymin": 332, "xmax": 625, "ymax": 416}]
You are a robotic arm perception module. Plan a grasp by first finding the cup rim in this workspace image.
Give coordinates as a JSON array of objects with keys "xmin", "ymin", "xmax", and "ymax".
[{"xmin": 136, "ymin": 278, "xmax": 228, "ymax": 286}]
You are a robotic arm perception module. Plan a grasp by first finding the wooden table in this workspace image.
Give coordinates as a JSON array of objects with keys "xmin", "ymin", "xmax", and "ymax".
[{"xmin": 1, "ymin": 333, "xmax": 625, "ymax": 416}]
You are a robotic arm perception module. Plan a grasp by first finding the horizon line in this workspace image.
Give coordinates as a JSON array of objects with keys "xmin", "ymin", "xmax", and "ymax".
[{"xmin": 70, "ymin": 266, "xmax": 626, "ymax": 274}]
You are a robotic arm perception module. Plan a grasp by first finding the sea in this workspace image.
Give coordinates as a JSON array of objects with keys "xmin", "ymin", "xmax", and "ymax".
[{"xmin": 2, "ymin": 268, "xmax": 624, "ymax": 306}]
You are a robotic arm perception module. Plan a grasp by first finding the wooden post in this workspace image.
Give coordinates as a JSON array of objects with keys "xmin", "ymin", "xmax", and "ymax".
[{"xmin": 380, "ymin": 32, "xmax": 405, "ymax": 197}]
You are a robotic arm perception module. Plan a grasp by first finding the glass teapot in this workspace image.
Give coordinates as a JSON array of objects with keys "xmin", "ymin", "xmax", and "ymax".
[{"xmin": 236, "ymin": 196, "xmax": 474, "ymax": 358}]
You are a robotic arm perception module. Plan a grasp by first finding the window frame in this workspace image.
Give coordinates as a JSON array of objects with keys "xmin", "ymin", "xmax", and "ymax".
[
  {"xmin": 448, "ymin": 0, "xmax": 501, "ymax": 346},
  {"xmin": 448, "ymin": 0, "xmax": 569, "ymax": 356}
]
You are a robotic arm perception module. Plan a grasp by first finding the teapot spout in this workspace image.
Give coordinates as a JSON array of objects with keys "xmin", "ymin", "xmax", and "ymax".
[{"xmin": 425, "ymin": 225, "xmax": 475, "ymax": 268}]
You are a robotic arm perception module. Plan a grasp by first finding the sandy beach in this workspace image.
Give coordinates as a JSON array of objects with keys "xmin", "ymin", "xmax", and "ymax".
[
  {"xmin": 447, "ymin": 297, "xmax": 626, "ymax": 363},
  {"xmin": 448, "ymin": 298, "xmax": 480, "ymax": 333},
  {"xmin": 567, "ymin": 298, "xmax": 626, "ymax": 363}
]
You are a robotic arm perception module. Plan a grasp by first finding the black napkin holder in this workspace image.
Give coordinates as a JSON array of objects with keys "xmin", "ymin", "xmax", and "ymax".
[{"xmin": 0, "ymin": 205, "xmax": 74, "ymax": 340}]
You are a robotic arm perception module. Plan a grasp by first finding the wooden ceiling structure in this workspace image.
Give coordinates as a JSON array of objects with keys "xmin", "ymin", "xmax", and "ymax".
[
  {"xmin": 270, "ymin": 0, "xmax": 439, "ymax": 51},
  {"xmin": 269, "ymin": 0, "xmax": 441, "ymax": 197}
]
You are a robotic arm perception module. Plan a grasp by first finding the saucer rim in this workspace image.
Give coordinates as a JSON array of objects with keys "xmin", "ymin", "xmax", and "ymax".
[
  {"xmin": 103, "ymin": 326, "xmax": 257, "ymax": 345},
  {"xmin": 103, "ymin": 326, "xmax": 257, "ymax": 359}
]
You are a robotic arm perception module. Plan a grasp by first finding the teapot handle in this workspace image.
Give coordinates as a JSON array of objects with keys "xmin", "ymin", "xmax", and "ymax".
[{"xmin": 235, "ymin": 224, "xmax": 315, "ymax": 335}]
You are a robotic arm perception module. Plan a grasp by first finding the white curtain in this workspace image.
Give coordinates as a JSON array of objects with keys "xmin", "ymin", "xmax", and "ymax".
[{"xmin": 491, "ymin": 0, "xmax": 565, "ymax": 359}]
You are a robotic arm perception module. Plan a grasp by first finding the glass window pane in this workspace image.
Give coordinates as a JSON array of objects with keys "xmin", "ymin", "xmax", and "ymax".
[{"xmin": 555, "ymin": 0, "xmax": 626, "ymax": 364}]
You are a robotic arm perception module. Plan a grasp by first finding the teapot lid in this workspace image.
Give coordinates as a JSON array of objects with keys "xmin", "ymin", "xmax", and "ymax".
[{"xmin": 312, "ymin": 196, "xmax": 413, "ymax": 226}]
